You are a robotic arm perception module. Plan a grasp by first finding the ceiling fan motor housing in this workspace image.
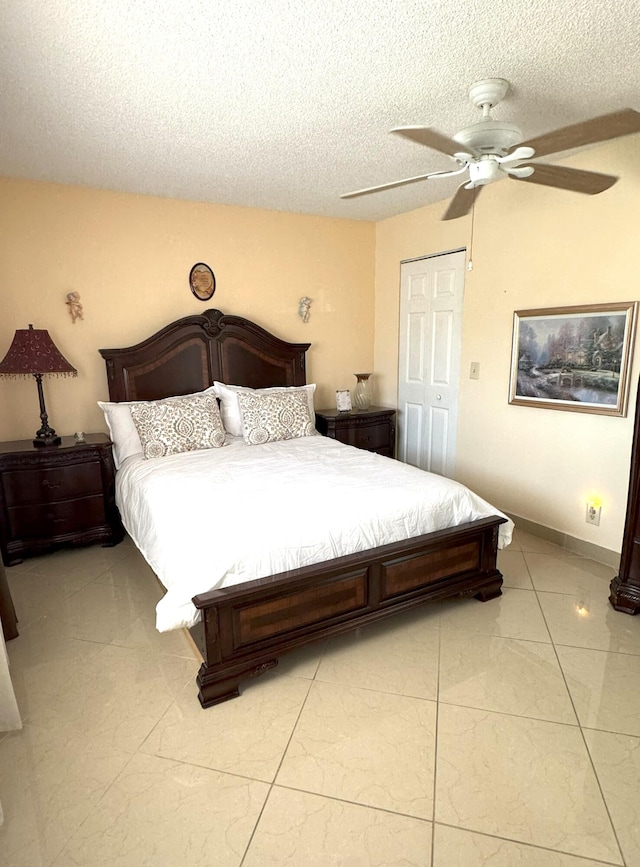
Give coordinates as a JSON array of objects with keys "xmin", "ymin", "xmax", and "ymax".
[{"xmin": 454, "ymin": 120, "xmax": 523, "ymax": 155}]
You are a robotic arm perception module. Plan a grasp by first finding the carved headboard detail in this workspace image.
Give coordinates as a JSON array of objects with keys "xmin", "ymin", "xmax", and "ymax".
[{"xmin": 99, "ymin": 309, "xmax": 310, "ymax": 402}]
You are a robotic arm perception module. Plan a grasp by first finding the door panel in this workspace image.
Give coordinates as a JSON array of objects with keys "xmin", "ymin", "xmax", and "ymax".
[
  {"xmin": 428, "ymin": 406, "xmax": 449, "ymax": 476},
  {"xmin": 407, "ymin": 312, "xmax": 426, "ymax": 382},
  {"xmin": 397, "ymin": 250, "xmax": 465, "ymax": 476},
  {"xmin": 431, "ymin": 310, "xmax": 453, "ymax": 384}
]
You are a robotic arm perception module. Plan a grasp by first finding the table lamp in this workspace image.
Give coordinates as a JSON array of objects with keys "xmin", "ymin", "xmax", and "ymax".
[{"xmin": 0, "ymin": 324, "xmax": 77, "ymax": 447}]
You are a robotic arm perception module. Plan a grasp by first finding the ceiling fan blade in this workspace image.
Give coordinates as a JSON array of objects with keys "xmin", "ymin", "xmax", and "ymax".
[
  {"xmin": 391, "ymin": 126, "xmax": 478, "ymax": 158},
  {"xmin": 511, "ymin": 162, "xmax": 618, "ymax": 194},
  {"xmin": 442, "ymin": 184, "xmax": 481, "ymax": 221},
  {"xmin": 341, "ymin": 172, "xmax": 439, "ymax": 199},
  {"xmin": 516, "ymin": 108, "xmax": 640, "ymax": 159},
  {"xmin": 341, "ymin": 164, "xmax": 468, "ymax": 199}
]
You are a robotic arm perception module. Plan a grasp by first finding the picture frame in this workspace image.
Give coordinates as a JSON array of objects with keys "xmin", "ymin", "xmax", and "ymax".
[
  {"xmin": 509, "ymin": 301, "xmax": 637, "ymax": 416},
  {"xmin": 336, "ymin": 390, "xmax": 352, "ymax": 412},
  {"xmin": 189, "ymin": 262, "xmax": 216, "ymax": 301}
]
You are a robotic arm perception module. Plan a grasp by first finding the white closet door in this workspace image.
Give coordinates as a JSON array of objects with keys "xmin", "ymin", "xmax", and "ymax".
[{"xmin": 397, "ymin": 250, "xmax": 465, "ymax": 477}]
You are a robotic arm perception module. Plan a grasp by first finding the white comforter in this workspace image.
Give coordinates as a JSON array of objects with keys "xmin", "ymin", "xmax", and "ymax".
[{"xmin": 116, "ymin": 436, "xmax": 513, "ymax": 632}]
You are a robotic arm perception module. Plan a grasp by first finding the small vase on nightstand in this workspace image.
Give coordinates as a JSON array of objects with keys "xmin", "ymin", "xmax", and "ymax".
[{"xmin": 353, "ymin": 373, "xmax": 372, "ymax": 411}]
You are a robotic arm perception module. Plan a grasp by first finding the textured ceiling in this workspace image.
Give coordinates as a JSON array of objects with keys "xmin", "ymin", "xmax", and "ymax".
[{"xmin": 0, "ymin": 0, "xmax": 639, "ymax": 221}]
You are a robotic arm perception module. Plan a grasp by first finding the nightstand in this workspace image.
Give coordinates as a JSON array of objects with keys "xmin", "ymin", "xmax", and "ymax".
[
  {"xmin": 0, "ymin": 433, "xmax": 124, "ymax": 566},
  {"xmin": 315, "ymin": 407, "xmax": 396, "ymax": 457}
]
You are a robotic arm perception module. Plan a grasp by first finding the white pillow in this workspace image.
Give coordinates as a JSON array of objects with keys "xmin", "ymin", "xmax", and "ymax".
[
  {"xmin": 237, "ymin": 390, "xmax": 314, "ymax": 445},
  {"xmin": 213, "ymin": 382, "xmax": 316, "ymax": 437},
  {"xmin": 98, "ymin": 386, "xmax": 217, "ymax": 469},
  {"xmin": 130, "ymin": 393, "xmax": 225, "ymax": 459},
  {"xmin": 97, "ymin": 401, "xmax": 143, "ymax": 469}
]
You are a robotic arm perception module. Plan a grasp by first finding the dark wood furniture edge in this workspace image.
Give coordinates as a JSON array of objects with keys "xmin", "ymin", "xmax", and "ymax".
[
  {"xmin": 610, "ymin": 376, "xmax": 640, "ymax": 614},
  {"xmin": 315, "ymin": 406, "xmax": 397, "ymax": 457},
  {"xmin": 315, "ymin": 406, "xmax": 396, "ymax": 420},
  {"xmin": 609, "ymin": 574, "xmax": 640, "ymax": 614},
  {"xmin": 101, "ymin": 308, "xmax": 506, "ymax": 707},
  {"xmin": 0, "ymin": 557, "xmax": 18, "ymax": 640},
  {"xmin": 99, "ymin": 308, "xmax": 310, "ymax": 401},
  {"xmin": 191, "ymin": 516, "xmax": 505, "ymax": 707}
]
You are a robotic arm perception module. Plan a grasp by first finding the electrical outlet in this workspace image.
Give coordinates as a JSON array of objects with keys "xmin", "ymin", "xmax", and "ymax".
[
  {"xmin": 470, "ymin": 362, "xmax": 480, "ymax": 380},
  {"xmin": 586, "ymin": 503, "xmax": 601, "ymax": 526}
]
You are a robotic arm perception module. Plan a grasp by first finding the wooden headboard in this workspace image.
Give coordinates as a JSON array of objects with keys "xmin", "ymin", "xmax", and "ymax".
[{"xmin": 99, "ymin": 309, "xmax": 310, "ymax": 402}]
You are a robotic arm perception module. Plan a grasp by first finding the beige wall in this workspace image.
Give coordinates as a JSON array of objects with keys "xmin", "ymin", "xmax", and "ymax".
[
  {"xmin": 375, "ymin": 135, "xmax": 640, "ymax": 553},
  {"xmin": 0, "ymin": 178, "xmax": 375, "ymax": 442},
  {"xmin": 2, "ymin": 141, "xmax": 637, "ymax": 555}
]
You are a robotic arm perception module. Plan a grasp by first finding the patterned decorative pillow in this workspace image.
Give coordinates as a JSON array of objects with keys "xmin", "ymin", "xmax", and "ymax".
[
  {"xmin": 213, "ymin": 382, "xmax": 316, "ymax": 437},
  {"xmin": 129, "ymin": 394, "xmax": 225, "ymax": 459},
  {"xmin": 237, "ymin": 390, "xmax": 314, "ymax": 445},
  {"xmin": 98, "ymin": 385, "xmax": 217, "ymax": 468}
]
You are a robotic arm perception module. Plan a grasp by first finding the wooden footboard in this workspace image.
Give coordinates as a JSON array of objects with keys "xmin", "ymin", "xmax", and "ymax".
[{"xmin": 190, "ymin": 515, "xmax": 506, "ymax": 708}]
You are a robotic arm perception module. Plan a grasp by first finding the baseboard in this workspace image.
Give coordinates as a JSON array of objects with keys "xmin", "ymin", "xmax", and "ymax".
[{"xmin": 506, "ymin": 513, "xmax": 621, "ymax": 570}]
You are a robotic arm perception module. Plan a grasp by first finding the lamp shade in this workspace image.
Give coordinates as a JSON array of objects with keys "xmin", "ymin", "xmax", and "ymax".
[{"xmin": 0, "ymin": 325, "xmax": 77, "ymax": 377}]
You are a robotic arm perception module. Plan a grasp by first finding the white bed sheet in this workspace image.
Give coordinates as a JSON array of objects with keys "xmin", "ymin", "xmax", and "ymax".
[{"xmin": 116, "ymin": 435, "xmax": 513, "ymax": 632}]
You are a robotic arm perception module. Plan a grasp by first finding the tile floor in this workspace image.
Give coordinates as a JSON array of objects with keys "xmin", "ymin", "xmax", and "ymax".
[{"xmin": 1, "ymin": 530, "xmax": 639, "ymax": 865}]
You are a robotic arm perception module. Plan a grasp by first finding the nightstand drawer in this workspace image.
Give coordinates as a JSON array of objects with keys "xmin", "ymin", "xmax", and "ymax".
[
  {"xmin": 315, "ymin": 407, "xmax": 396, "ymax": 457},
  {"xmin": 7, "ymin": 495, "xmax": 107, "ymax": 540},
  {"xmin": 338, "ymin": 423, "xmax": 390, "ymax": 451},
  {"xmin": 0, "ymin": 434, "xmax": 124, "ymax": 565},
  {"xmin": 3, "ymin": 461, "xmax": 103, "ymax": 507}
]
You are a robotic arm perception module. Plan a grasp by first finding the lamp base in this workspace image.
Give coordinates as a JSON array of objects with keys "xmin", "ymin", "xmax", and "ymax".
[
  {"xmin": 31, "ymin": 373, "xmax": 63, "ymax": 447},
  {"xmin": 33, "ymin": 434, "xmax": 61, "ymax": 448}
]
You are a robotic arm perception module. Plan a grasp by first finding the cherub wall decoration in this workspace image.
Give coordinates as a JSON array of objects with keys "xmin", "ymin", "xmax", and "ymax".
[
  {"xmin": 66, "ymin": 292, "xmax": 84, "ymax": 323},
  {"xmin": 298, "ymin": 296, "xmax": 312, "ymax": 323}
]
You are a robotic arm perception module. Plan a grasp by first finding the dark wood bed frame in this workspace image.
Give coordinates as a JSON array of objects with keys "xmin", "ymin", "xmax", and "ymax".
[{"xmin": 100, "ymin": 309, "xmax": 505, "ymax": 708}]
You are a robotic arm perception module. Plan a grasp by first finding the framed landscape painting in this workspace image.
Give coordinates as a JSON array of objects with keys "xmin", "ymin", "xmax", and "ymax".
[{"xmin": 509, "ymin": 302, "xmax": 638, "ymax": 416}]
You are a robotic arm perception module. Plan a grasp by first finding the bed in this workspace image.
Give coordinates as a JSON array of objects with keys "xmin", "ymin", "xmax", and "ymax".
[{"xmin": 100, "ymin": 308, "xmax": 511, "ymax": 708}]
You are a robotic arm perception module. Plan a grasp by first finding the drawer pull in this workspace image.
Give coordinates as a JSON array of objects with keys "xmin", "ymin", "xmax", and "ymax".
[
  {"xmin": 47, "ymin": 514, "xmax": 66, "ymax": 523},
  {"xmin": 42, "ymin": 480, "xmax": 62, "ymax": 489}
]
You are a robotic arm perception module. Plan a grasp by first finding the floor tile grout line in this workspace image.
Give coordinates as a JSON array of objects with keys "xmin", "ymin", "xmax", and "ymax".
[
  {"xmin": 552, "ymin": 640, "xmax": 640, "ymax": 658},
  {"xmin": 239, "ymin": 784, "xmax": 277, "ymax": 867},
  {"xmin": 310, "ymin": 672, "xmax": 437, "ymax": 703},
  {"xmin": 530, "ymin": 557, "xmax": 629, "ymax": 867},
  {"xmin": 577, "ymin": 730, "xmax": 629, "ymax": 867},
  {"xmin": 240, "ymin": 630, "xmax": 433, "ymax": 864},
  {"xmin": 239, "ymin": 674, "xmax": 316, "ymax": 867},
  {"xmin": 437, "ymin": 698, "xmax": 579, "ymax": 728},
  {"xmin": 49, "ymin": 746, "xmax": 141, "ymax": 864},
  {"xmin": 265, "ymin": 781, "xmax": 434, "ymax": 824},
  {"xmin": 133, "ymin": 747, "xmax": 279, "ymax": 788},
  {"xmin": 431, "ymin": 602, "xmax": 443, "ymax": 867},
  {"xmin": 242, "ymin": 646, "xmax": 330, "ymax": 864},
  {"xmin": 433, "ymin": 819, "xmax": 626, "ymax": 867}
]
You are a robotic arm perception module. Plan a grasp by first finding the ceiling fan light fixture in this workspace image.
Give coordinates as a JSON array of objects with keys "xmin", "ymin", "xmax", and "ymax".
[{"xmin": 467, "ymin": 158, "xmax": 501, "ymax": 186}]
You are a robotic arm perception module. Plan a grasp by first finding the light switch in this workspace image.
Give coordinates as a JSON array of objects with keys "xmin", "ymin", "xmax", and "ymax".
[{"xmin": 470, "ymin": 362, "xmax": 480, "ymax": 380}]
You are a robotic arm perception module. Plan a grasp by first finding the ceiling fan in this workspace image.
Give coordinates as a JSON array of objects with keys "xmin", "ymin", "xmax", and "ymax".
[{"xmin": 341, "ymin": 79, "xmax": 640, "ymax": 220}]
